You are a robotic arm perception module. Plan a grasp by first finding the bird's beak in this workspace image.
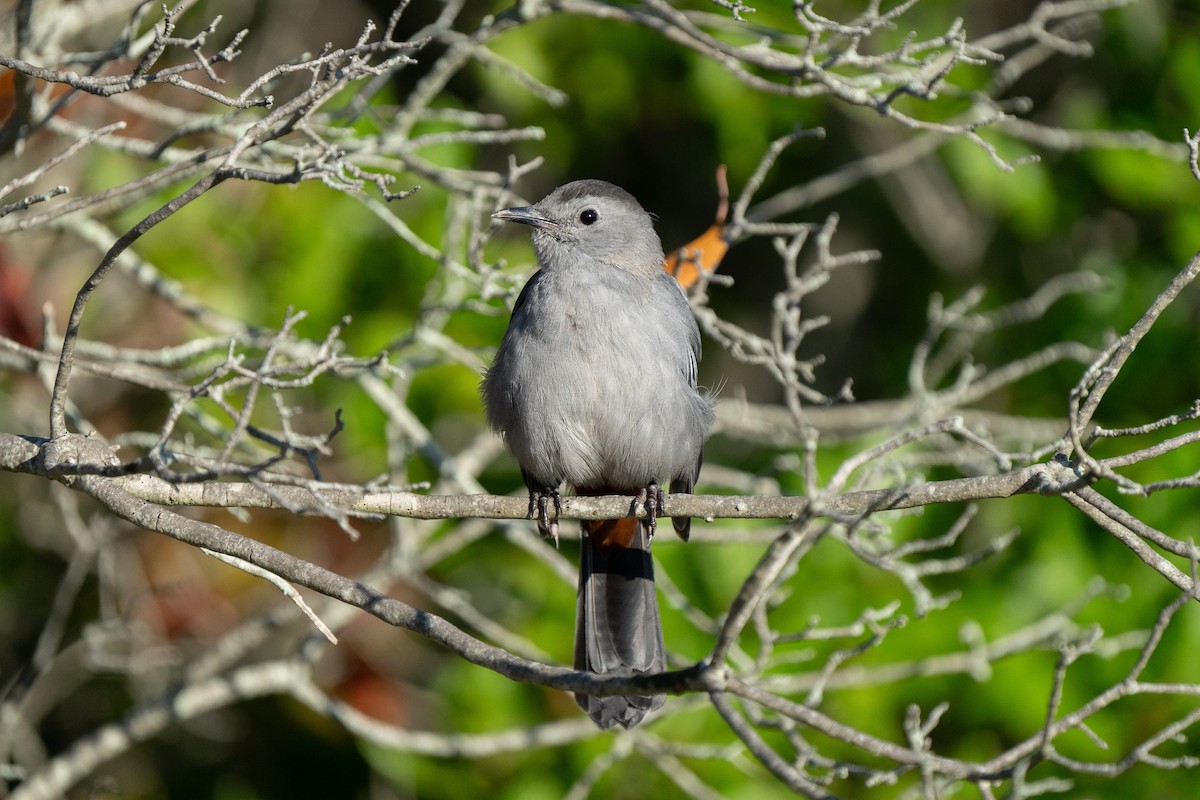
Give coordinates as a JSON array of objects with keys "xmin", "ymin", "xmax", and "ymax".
[{"xmin": 492, "ymin": 206, "xmax": 556, "ymax": 231}]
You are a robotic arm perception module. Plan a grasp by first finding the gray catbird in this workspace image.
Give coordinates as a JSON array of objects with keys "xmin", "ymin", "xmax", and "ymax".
[{"xmin": 482, "ymin": 179, "xmax": 713, "ymax": 729}]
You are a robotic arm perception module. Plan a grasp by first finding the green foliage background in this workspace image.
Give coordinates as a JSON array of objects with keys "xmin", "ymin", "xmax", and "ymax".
[{"xmin": 4, "ymin": 0, "xmax": 1200, "ymax": 798}]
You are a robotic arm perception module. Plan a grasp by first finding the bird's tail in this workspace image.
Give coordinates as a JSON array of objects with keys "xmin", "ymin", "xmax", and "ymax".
[{"xmin": 574, "ymin": 516, "xmax": 666, "ymax": 729}]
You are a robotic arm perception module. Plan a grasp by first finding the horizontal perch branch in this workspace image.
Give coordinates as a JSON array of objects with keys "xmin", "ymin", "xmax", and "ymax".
[{"xmin": 1, "ymin": 432, "xmax": 1082, "ymax": 526}]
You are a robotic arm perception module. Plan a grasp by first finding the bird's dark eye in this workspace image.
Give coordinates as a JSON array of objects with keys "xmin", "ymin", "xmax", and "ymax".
[{"xmin": 579, "ymin": 208, "xmax": 599, "ymax": 225}]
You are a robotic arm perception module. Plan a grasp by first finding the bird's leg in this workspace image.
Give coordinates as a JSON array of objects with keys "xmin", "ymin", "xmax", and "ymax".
[
  {"xmin": 528, "ymin": 486, "xmax": 562, "ymax": 547},
  {"xmin": 633, "ymin": 481, "xmax": 665, "ymax": 541}
]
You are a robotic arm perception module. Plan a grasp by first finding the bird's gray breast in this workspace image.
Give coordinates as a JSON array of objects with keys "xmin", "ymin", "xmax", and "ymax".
[{"xmin": 483, "ymin": 265, "xmax": 707, "ymax": 489}]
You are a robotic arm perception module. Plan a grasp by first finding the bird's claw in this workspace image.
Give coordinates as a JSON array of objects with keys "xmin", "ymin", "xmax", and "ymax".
[
  {"xmin": 633, "ymin": 481, "xmax": 665, "ymax": 541},
  {"xmin": 529, "ymin": 487, "xmax": 562, "ymax": 548}
]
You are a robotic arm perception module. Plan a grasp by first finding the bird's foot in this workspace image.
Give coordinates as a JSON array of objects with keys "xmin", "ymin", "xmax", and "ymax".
[
  {"xmin": 528, "ymin": 487, "xmax": 562, "ymax": 547},
  {"xmin": 633, "ymin": 481, "xmax": 665, "ymax": 541}
]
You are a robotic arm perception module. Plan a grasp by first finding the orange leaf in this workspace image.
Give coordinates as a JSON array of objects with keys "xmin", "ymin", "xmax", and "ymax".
[{"xmin": 664, "ymin": 165, "xmax": 730, "ymax": 289}]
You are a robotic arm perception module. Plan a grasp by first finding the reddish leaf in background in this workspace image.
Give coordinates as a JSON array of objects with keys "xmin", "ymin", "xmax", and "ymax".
[
  {"xmin": 0, "ymin": 70, "xmax": 14, "ymax": 124},
  {"xmin": 330, "ymin": 650, "xmax": 411, "ymax": 727},
  {"xmin": 664, "ymin": 165, "xmax": 730, "ymax": 289},
  {"xmin": 0, "ymin": 246, "xmax": 37, "ymax": 347}
]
